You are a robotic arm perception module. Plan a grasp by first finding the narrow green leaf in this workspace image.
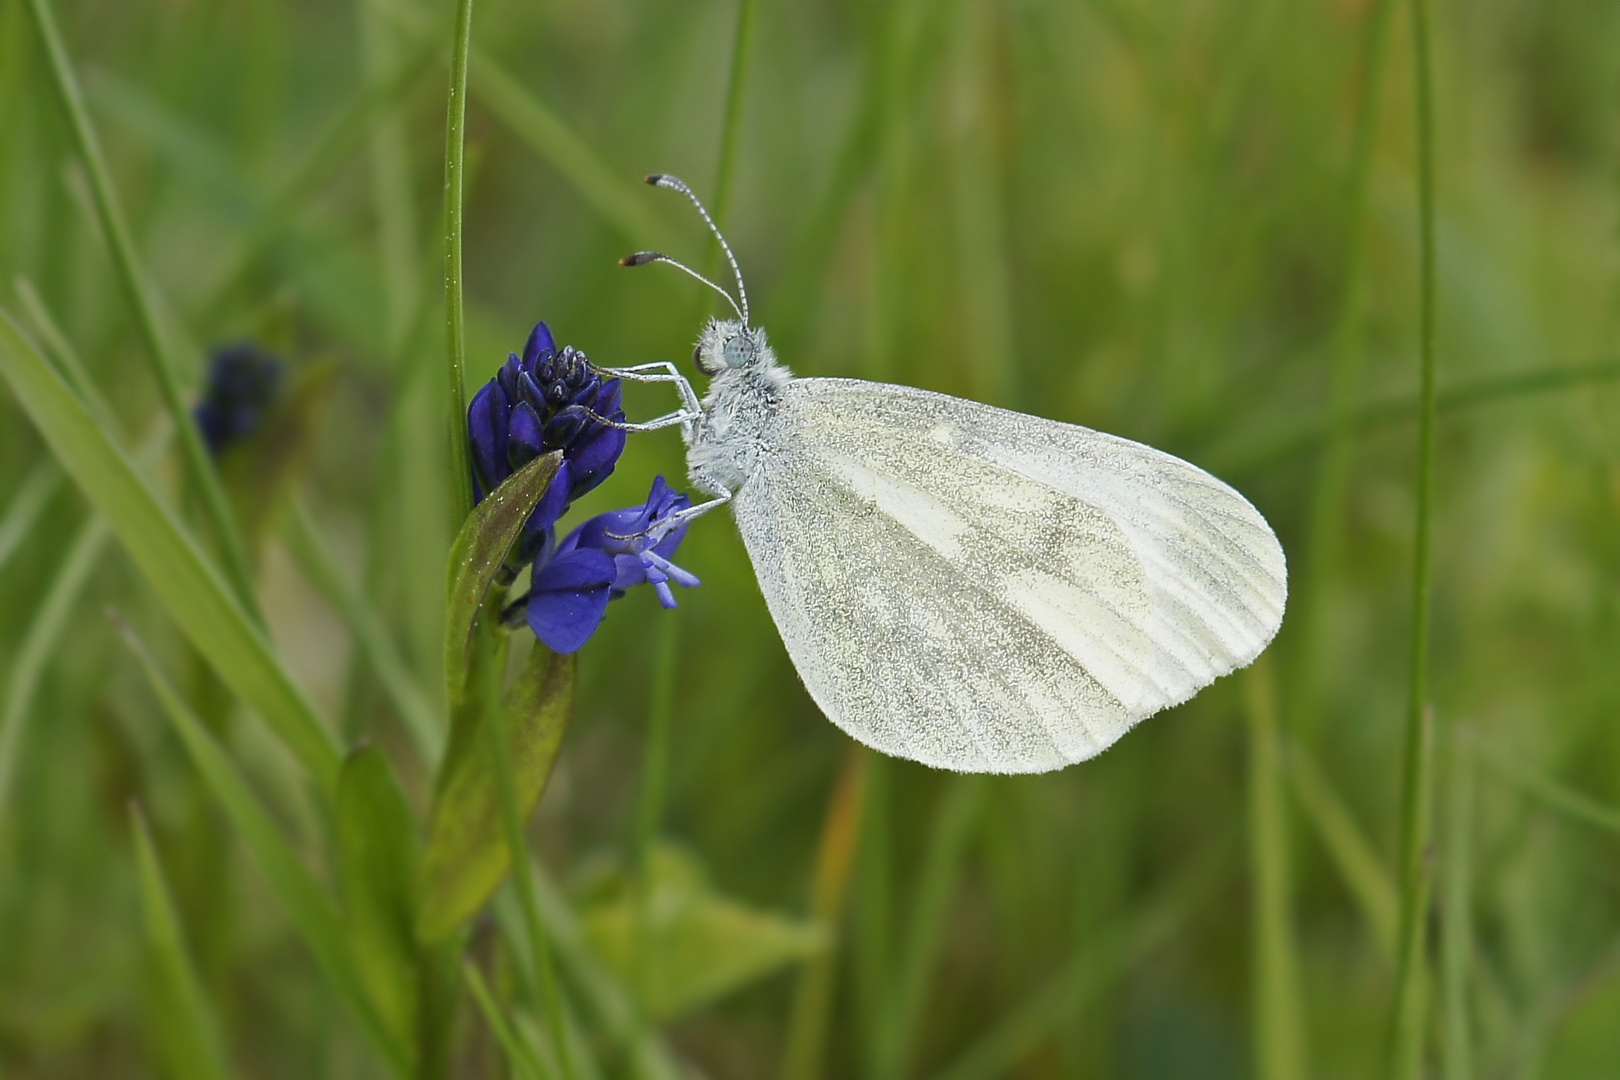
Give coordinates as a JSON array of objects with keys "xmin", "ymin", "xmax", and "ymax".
[
  {"xmin": 1245, "ymin": 659, "xmax": 1308, "ymax": 1080},
  {"xmin": 462, "ymin": 962, "xmax": 549, "ymax": 1080},
  {"xmin": 288, "ymin": 500, "xmax": 443, "ymax": 766},
  {"xmin": 336, "ymin": 746, "xmax": 422, "ymax": 1051},
  {"xmin": 417, "ymin": 643, "xmax": 575, "ymax": 941},
  {"xmin": 442, "ymin": 450, "xmax": 561, "ymax": 711},
  {"xmin": 579, "ymin": 843, "xmax": 826, "ymax": 1021},
  {"xmin": 0, "ymin": 516, "xmax": 109, "ymax": 820},
  {"xmin": 23, "ymin": 0, "xmax": 259, "ymax": 614},
  {"xmin": 0, "ymin": 309, "xmax": 340, "ymax": 790},
  {"xmin": 130, "ymin": 805, "xmax": 232, "ymax": 1080},
  {"xmin": 526, "ymin": 864, "xmax": 687, "ymax": 1080},
  {"xmin": 1284, "ymin": 737, "xmax": 1399, "ymax": 961},
  {"xmin": 114, "ymin": 618, "xmax": 411, "ymax": 1076},
  {"xmin": 0, "ymin": 459, "xmax": 60, "ymax": 580}
]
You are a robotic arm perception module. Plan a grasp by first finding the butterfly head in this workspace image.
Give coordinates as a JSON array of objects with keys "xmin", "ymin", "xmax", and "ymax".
[{"xmin": 694, "ymin": 318, "xmax": 766, "ymax": 376}]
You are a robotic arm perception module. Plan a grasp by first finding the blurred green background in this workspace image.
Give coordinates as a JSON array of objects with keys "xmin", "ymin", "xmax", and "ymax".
[{"xmin": 3, "ymin": 0, "xmax": 1620, "ymax": 1076}]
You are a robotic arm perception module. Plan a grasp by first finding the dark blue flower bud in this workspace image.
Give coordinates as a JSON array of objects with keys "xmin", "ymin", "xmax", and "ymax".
[
  {"xmin": 194, "ymin": 343, "xmax": 284, "ymax": 455},
  {"xmin": 465, "ymin": 320, "xmax": 627, "ymax": 557}
]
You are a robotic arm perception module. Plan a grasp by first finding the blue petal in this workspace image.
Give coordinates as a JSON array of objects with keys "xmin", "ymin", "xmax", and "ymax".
[
  {"xmin": 523, "ymin": 321, "xmax": 557, "ymax": 366},
  {"xmin": 526, "ymin": 547, "xmax": 616, "ymax": 653},
  {"xmin": 529, "ymin": 459, "xmax": 573, "ymax": 536},
  {"xmin": 468, "ymin": 381, "xmax": 510, "ymax": 499},
  {"xmin": 569, "ymin": 426, "xmax": 625, "ymax": 495},
  {"xmin": 507, "ymin": 400, "xmax": 545, "ymax": 469}
]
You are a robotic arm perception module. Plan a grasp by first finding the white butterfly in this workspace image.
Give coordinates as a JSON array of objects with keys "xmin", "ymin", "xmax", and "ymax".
[{"xmin": 593, "ymin": 175, "xmax": 1286, "ymax": 774}]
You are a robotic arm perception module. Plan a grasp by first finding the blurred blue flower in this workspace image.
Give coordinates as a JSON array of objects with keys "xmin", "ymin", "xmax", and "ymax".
[
  {"xmin": 519, "ymin": 476, "xmax": 701, "ymax": 654},
  {"xmin": 467, "ymin": 321, "xmax": 626, "ymax": 563},
  {"xmin": 194, "ymin": 343, "xmax": 284, "ymax": 455}
]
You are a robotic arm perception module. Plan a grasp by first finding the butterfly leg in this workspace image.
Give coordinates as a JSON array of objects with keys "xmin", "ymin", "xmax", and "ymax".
[
  {"xmin": 587, "ymin": 361, "xmax": 703, "ymax": 420},
  {"xmin": 577, "ymin": 407, "xmax": 695, "ymax": 433},
  {"xmin": 609, "ymin": 488, "xmax": 731, "ymax": 544}
]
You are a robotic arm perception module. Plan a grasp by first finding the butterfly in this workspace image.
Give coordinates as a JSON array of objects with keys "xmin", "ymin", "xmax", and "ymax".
[{"xmin": 591, "ymin": 175, "xmax": 1286, "ymax": 774}]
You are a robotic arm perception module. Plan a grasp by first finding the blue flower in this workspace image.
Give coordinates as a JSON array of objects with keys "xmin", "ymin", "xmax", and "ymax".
[
  {"xmin": 194, "ymin": 343, "xmax": 284, "ymax": 455},
  {"xmin": 467, "ymin": 321, "xmax": 626, "ymax": 563},
  {"xmin": 519, "ymin": 476, "xmax": 701, "ymax": 654}
]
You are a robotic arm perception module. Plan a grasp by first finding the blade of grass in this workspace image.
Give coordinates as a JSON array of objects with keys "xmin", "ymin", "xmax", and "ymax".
[
  {"xmin": 778, "ymin": 745, "xmax": 870, "ymax": 1080},
  {"xmin": 23, "ymin": 0, "xmax": 259, "ymax": 617},
  {"xmin": 1213, "ymin": 358, "xmax": 1620, "ymax": 475},
  {"xmin": 634, "ymin": 615, "xmax": 679, "ymax": 1008},
  {"xmin": 526, "ymin": 863, "xmax": 687, "ymax": 1080},
  {"xmin": 195, "ymin": 20, "xmax": 442, "ymax": 329},
  {"xmin": 0, "ymin": 415, "xmax": 171, "ymax": 818},
  {"xmin": 1387, "ymin": 0, "xmax": 1440, "ymax": 1068},
  {"xmin": 1480, "ymin": 745, "xmax": 1620, "ymax": 836},
  {"xmin": 1441, "ymin": 727, "xmax": 1475, "ymax": 1080},
  {"xmin": 929, "ymin": 836, "xmax": 1229, "ymax": 1080},
  {"xmin": 130, "ymin": 804, "xmax": 232, "ymax": 1080},
  {"xmin": 113, "ymin": 614, "xmax": 411, "ymax": 1076},
  {"xmin": 0, "ymin": 459, "xmax": 59, "ymax": 579},
  {"xmin": 1293, "ymin": 0, "xmax": 1395, "ymax": 741},
  {"xmin": 0, "ymin": 309, "xmax": 341, "ymax": 790},
  {"xmin": 710, "ymin": 0, "xmax": 759, "ymax": 229},
  {"xmin": 0, "ymin": 516, "xmax": 110, "ymax": 821},
  {"xmin": 874, "ymin": 775, "xmax": 985, "ymax": 1080},
  {"xmin": 1244, "ymin": 657, "xmax": 1308, "ymax": 1080},
  {"xmin": 288, "ymin": 499, "xmax": 443, "ymax": 765},
  {"xmin": 1283, "ymin": 737, "xmax": 1399, "ymax": 961},
  {"xmin": 463, "ymin": 961, "xmax": 550, "ymax": 1080},
  {"xmin": 442, "ymin": 0, "xmax": 476, "ymax": 526}
]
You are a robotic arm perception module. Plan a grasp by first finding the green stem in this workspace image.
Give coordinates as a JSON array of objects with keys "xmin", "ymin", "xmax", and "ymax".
[
  {"xmin": 23, "ymin": 0, "xmax": 261, "ymax": 622},
  {"xmin": 633, "ymin": 615, "xmax": 678, "ymax": 1004},
  {"xmin": 1387, "ymin": 0, "xmax": 1440, "ymax": 1070},
  {"xmin": 1245, "ymin": 657, "xmax": 1307, "ymax": 1080},
  {"xmin": 443, "ymin": 0, "xmax": 477, "ymax": 528},
  {"xmin": 711, "ymin": 0, "xmax": 758, "ymax": 229}
]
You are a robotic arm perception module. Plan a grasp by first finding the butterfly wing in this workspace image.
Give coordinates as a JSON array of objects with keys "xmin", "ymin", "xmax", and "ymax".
[{"xmin": 729, "ymin": 377, "xmax": 1287, "ymax": 773}]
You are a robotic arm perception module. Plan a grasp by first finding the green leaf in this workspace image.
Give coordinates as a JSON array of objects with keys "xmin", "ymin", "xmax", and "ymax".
[
  {"xmin": 113, "ymin": 617, "xmax": 411, "ymax": 1076},
  {"xmin": 579, "ymin": 843, "xmax": 827, "ymax": 1021},
  {"xmin": 442, "ymin": 450, "xmax": 562, "ymax": 712},
  {"xmin": 130, "ymin": 805, "xmax": 232, "ymax": 1080},
  {"xmin": 336, "ymin": 746, "xmax": 421, "ymax": 1051},
  {"xmin": 0, "ymin": 309, "xmax": 341, "ymax": 791},
  {"xmin": 417, "ymin": 643, "xmax": 575, "ymax": 942}
]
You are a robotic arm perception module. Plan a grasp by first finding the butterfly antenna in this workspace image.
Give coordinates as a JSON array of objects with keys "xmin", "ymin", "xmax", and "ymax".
[
  {"xmin": 619, "ymin": 251, "xmax": 745, "ymax": 323},
  {"xmin": 643, "ymin": 173, "xmax": 750, "ymax": 325}
]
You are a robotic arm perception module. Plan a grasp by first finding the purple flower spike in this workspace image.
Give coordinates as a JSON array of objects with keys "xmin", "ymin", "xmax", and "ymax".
[{"xmin": 193, "ymin": 342, "xmax": 284, "ymax": 455}]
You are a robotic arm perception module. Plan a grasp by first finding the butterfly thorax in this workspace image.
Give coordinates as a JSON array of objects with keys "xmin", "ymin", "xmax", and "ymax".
[{"xmin": 686, "ymin": 320, "xmax": 792, "ymax": 494}]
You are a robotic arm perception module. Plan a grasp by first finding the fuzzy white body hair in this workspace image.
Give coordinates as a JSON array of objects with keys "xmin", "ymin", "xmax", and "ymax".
[{"xmin": 684, "ymin": 319, "xmax": 793, "ymax": 495}]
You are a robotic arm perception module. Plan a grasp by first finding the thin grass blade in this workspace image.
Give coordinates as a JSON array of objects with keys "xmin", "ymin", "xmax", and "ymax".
[
  {"xmin": 130, "ymin": 804, "xmax": 232, "ymax": 1080},
  {"xmin": 114, "ymin": 616, "xmax": 411, "ymax": 1076},
  {"xmin": 0, "ymin": 309, "xmax": 341, "ymax": 790}
]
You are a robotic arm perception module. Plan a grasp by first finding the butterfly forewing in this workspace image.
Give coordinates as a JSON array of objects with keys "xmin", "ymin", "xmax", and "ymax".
[{"xmin": 731, "ymin": 378, "xmax": 1287, "ymax": 774}]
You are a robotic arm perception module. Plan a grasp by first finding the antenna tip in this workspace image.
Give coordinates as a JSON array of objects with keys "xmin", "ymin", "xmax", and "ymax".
[
  {"xmin": 644, "ymin": 174, "xmax": 666, "ymax": 186},
  {"xmin": 620, "ymin": 251, "xmax": 664, "ymax": 267}
]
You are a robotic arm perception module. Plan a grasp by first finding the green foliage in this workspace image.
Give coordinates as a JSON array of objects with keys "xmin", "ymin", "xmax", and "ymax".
[
  {"xmin": 418, "ymin": 641, "xmax": 576, "ymax": 942},
  {"xmin": 578, "ymin": 841, "xmax": 825, "ymax": 1021},
  {"xmin": 3, "ymin": 0, "xmax": 1620, "ymax": 1076}
]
